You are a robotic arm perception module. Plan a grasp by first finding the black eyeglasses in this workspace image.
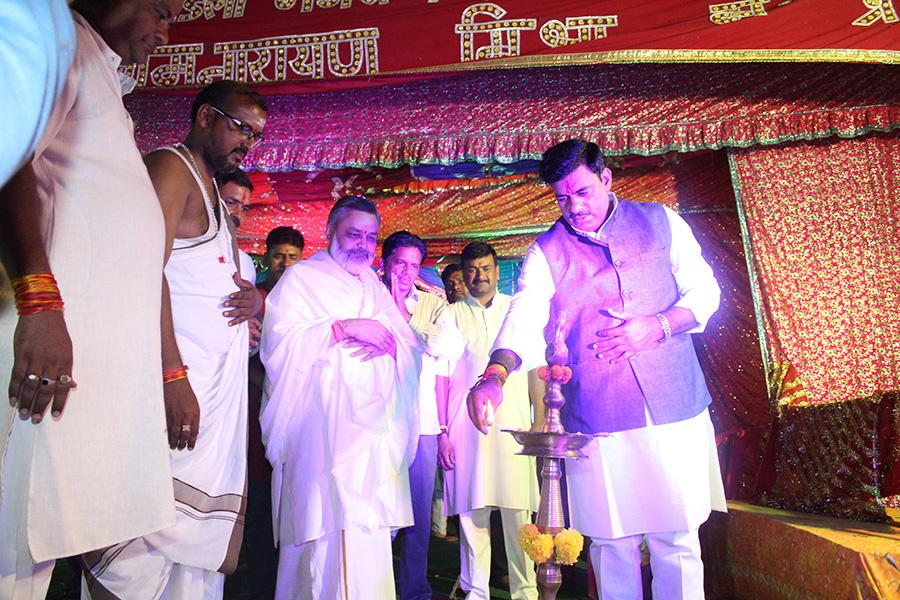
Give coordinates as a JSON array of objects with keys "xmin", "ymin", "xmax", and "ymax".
[{"xmin": 209, "ymin": 105, "xmax": 264, "ymax": 145}]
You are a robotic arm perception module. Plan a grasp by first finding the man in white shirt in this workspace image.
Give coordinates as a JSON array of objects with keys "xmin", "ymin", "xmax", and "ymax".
[
  {"xmin": 217, "ymin": 168, "xmax": 259, "ymax": 286},
  {"xmin": 445, "ymin": 242, "xmax": 539, "ymax": 600},
  {"xmin": 468, "ymin": 139, "xmax": 726, "ymax": 600},
  {"xmin": 0, "ymin": 1, "xmax": 182, "ymax": 597},
  {"xmin": 380, "ymin": 230, "xmax": 464, "ymax": 600}
]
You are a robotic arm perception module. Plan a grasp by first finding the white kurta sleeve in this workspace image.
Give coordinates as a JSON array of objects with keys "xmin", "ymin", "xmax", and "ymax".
[
  {"xmin": 663, "ymin": 206, "xmax": 721, "ymax": 332},
  {"xmin": 409, "ymin": 297, "xmax": 463, "ymax": 362},
  {"xmin": 492, "ymin": 243, "xmax": 555, "ymax": 373}
]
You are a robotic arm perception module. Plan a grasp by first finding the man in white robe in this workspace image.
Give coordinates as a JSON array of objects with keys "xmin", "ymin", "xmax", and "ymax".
[
  {"xmin": 261, "ymin": 196, "xmax": 421, "ymax": 600},
  {"xmin": 81, "ymin": 80, "xmax": 267, "ymax": 599},
  {"xmin": 444, "ymin": 242, "xmax": 539, "ymax": 600},
  {"xmin": 0, "ymin": 2, "xmax": 181, "ymax": 597}
]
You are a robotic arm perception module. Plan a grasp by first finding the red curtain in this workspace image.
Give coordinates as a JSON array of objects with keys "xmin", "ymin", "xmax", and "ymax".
[{"xmin": 730, "ymin": 132, "xmax": 900, "ymax": 407}]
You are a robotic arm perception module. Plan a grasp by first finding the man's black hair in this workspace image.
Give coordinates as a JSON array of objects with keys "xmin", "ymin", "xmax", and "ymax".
[
  {"xmin": 216, "ymin": 169, "xmax": 253, "ymax": 192},
  {"xmin": 460, "ymin": 242, "xmax": 498, "ymax": 268},
  {"xmin": 190, "ymin": 80, "xmax": 268, "ymax": 124},
  {"xmin": 265, "ymin": 226, "xmax": 304, "ymax": 253},
  {"xmin": 382, "ymin": 230, "xmax": 427, "ymax": 263},
  {"xmin": 538, "ymin": 139, "xmax": 606, "ymax": 184}
]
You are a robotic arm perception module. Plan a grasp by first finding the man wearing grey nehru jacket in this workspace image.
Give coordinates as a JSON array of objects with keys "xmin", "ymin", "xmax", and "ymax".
[{"xmin": 467, "ymin": 139, "xmax": 727, "ymax": 600}]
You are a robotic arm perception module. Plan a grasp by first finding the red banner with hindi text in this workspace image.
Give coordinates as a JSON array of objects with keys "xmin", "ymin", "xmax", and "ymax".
[{"xmin": 127, "ymin": 0, "xmax": 900, "ymax": 93}]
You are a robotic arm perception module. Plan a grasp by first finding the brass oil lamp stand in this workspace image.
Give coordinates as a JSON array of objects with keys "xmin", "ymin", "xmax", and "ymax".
[{"xmin": 503, "ymin": 313, "xmax": 598, "ymax": 600}]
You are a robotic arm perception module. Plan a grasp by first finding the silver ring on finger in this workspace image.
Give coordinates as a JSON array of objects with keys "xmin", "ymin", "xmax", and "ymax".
[
  {"xmin": 58, "ymin": 374, "xmax": 72, "ymax": 385},
  {"xmin": 181, "ymin": 424, "xmax": 191, "ymax": 433},
  {"xmin": 40, "ymin": 377, "xmax": 54, "ymax": 386},
  {"xmin": 27, "ymin": 373, "xmax": 40, "ymax": 382}
]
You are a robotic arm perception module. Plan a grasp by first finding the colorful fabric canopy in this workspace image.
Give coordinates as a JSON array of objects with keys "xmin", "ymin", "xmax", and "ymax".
[{"xmin": 127, "ymin": 62, "xmax": 900, "ymax": 170}]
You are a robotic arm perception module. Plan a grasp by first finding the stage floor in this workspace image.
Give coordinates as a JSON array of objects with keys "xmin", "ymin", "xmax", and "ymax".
[{"xmin": 701, "ymin": 500, "xmax": 900, "ymax": 600}]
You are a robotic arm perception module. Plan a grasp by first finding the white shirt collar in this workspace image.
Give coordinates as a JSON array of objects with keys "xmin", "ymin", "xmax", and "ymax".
[
  {"xmin": 73, "ymin": 12, "xmax": 136, "ymax": 96},
  {"xmin": 403, "ymin": 287, "xmax": 420, "ymax": 313},
  {"xmin": 571, "ymin": 192, "xmax": 620, "ymax": 245}
]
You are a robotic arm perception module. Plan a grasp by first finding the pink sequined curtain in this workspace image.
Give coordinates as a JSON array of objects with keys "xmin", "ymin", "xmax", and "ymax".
[
  {"xmin": 729, "ymin": 132, "xmax": 900, "ymax": 405},
  {"xmin": 126, "ymin": 63, "xmax": 900, "ymax": 171}
]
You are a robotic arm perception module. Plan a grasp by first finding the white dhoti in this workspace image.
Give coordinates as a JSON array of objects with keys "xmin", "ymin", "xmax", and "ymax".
[
  {"xmin": 276, "ymin": 526, "xmax": 395, "ymax": 600},
  {"xmin": 82, "ymin": 150, "xmax": 249, "ymax": 599}
]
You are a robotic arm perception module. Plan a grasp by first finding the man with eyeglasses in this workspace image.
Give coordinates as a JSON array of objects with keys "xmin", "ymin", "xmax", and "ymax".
[{"xmin": 81, "ymin": 80, "xmax": 267, "ymax": 598}]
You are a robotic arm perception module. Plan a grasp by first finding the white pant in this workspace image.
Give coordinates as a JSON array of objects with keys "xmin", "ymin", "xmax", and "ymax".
[
  {"xmin": 81, "ymin": 537, "xmax": 224, "ymax": 600},
  {"xmin": 458, "ymin": 507, "xmax": 537, "ymax": 600},
  {"xmin": 276, "ymin": 526, "xmax": 395, "ymax": 600},
  {"xmin": 589, "ymin": 529, "xmax": 704, "ymax": 600}
]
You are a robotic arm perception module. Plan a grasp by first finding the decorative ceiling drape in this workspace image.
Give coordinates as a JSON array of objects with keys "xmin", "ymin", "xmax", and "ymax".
[{"xmin": 126, "ymin": 62, "xmax": 900, "ymax": 170}]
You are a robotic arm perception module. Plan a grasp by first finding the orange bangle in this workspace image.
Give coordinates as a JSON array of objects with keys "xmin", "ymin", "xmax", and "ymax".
[
  {"xmin": 163, "ymin": 365, "xmax": 189, "ymax": 384},
  {"xmin": 481, "ymin": 363, "xmax": 508, "ymax": 385},
  {"xmin": 11, "ymin": 273, "xmax": 64, "ymax": 316}
]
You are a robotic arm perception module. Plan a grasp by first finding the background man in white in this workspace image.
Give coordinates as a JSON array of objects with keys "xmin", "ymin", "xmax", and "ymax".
[
  {"xmin": 260, "ymin": 196, "xmax": 421, "ymax": 599},
  {"xmin": 445, "ymin": 242, "xmax": 539, "ymax": 600},
  {"xmin": 380, "ymin": 230, "xmax": 463, "ymax": 600},
  {"xmin": 468, "ymin": 139, "xmax": 726, "ymax": 600}
]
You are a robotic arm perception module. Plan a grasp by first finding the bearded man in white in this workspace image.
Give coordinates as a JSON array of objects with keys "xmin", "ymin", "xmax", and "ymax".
[{"xmin": 260, "ymin": 195, "xmax": 421, "ymax": 599}]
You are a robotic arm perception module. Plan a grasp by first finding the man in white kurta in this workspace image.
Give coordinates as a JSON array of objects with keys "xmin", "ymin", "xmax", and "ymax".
[
  {"xmin": 380, "ymin": 231, "xmax": 464, "ymax": 600},
  {"xmin": 260, "ymin": 197, "xmax": 421, "ymax": 600},
  {"xmin": 469, "ymin": 140, "xmax": 726, "ymax": 600},
  {"xmin": 445, "ymin": 242, "xmax": 539, "ymax": 600},
  {"xmin": 0, "ymin": 3, "xmax": 181, "ymax": 597}
]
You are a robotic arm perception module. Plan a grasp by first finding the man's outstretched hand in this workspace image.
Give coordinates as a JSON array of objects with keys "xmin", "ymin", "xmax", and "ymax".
[{"xmin": 466, "ymin": 377, "xmax": 502, "ymax": 435}]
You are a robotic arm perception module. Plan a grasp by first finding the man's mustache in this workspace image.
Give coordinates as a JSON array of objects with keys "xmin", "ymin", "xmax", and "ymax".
[{"xmin": 347, "ymin": 249, "xmax": 372, "ymax": 260}]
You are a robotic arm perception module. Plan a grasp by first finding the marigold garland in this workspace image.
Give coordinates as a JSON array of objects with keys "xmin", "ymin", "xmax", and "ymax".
[
  {"xmin": 518, "ymin": 524, "xmax": 583, "ymax": 565},
  {"xmin": 553, "ymin": 529, "xmax": 585, "ymax": 565},
  {"xmin": 537, "ymin": 365, "xmax": 573, "ymax": 384}
]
